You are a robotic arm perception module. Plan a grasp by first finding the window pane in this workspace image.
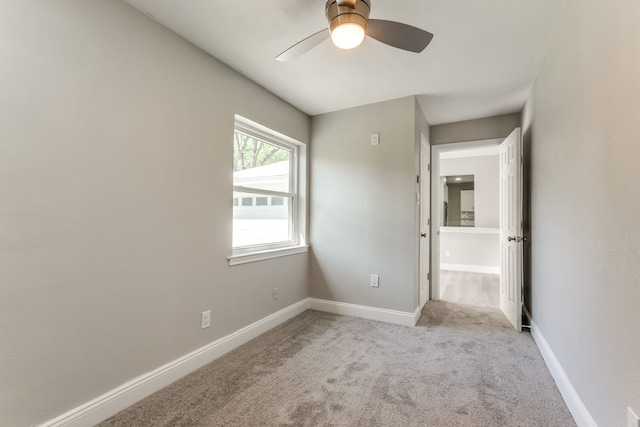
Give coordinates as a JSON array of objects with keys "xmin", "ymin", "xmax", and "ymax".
[
  {"xmin": 233, "ymin": 191, "xmax": 292, "ymax": 247},
  {"xmin": 241, "ymin": 198, "xmax": 253, "ymax": 206},
  {"xmin": 233, "ymin": 198, "xmax": 239, "ymax": 207},
  {"xmin": 256, "ymin": 197, "xmax": 268, "ymax": 206},
  {"xmin": 271, "ymin": 196, "xmax": 284, "ymax": 206},
  {"xmin": 233, "ymin": 131, "xmax": 291, "ymax": 193}
]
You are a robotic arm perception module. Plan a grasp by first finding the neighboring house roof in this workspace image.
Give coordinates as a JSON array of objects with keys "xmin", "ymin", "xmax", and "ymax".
[{"xmin": 234, "ymin": 160, "xmax": 289, "ymax": 179}]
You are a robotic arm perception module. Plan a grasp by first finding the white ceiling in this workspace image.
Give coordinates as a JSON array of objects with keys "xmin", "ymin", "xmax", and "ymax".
[{"xmin": 122, "ymin": 0, "xmax": 567, "ymax": 125}]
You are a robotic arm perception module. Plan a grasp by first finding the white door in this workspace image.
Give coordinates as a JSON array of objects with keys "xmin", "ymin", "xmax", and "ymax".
[
  {"xmin": 419, "ymin": 136, "xmax": 431, "ymax": 309},
  {"xmin": 499, "ymin": 128, "xmax": 523, "ymax": 331}
]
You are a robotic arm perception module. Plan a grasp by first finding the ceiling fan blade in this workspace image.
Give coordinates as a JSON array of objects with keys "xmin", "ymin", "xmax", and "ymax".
[
  {"xmin": 276, "ymin": 28, "xmax": 330, "ymax": 62},
  {"xmin": 366, "ymin": 19, "xmax": 433, "ymax": 53}
]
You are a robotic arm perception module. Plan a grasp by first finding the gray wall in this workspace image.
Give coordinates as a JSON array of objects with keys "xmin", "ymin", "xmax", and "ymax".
[
  {"xmin": 431, "ymin": 113, "xmax": 521, "ymax": 145},
  {"xmin": 310, "ymin": 97, "xmax": 426, "ymax": 313},
  {"xmin": 0, "ymin": 2, "xmax": 309, "ymax": 426},
  {"xmin": 523, "ymin": 0, "xmax": 640, "ymax": 425},
  {"xmin": 440, "ymin": 231, "xmax": 500, "ymax": 271}
]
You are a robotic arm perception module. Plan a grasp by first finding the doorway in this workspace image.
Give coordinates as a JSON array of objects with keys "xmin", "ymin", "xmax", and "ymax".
[
  {"xmin": 430, "ymin": 130, "xmax": 523, "ymax": 331},
  {"xmin": 430, "ymin": 139, "xmax": 502, "ymax": 308}
]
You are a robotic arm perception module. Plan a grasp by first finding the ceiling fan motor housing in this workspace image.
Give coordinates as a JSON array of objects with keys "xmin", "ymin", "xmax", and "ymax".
[{"xmin": 325, "ymin": 0, "xmax": 371, "ymax": 34}]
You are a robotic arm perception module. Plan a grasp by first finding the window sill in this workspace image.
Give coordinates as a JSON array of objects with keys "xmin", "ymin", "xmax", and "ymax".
[{"xmin": 228, "ymin": 245, "xmax": 309, "ymax": 266}]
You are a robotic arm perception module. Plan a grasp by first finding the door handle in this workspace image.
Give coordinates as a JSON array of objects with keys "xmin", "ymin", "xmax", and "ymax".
[
  {"xmin": 508, "ymin": 236, "xmax": 529, "ymax": 243},
  {"xmin": 508, "ymin": 236, "xmax": 517, "ymax": 242},
  {"xmin": 420, "ymin": 233, "xmax": 427, "ymax": 238}
]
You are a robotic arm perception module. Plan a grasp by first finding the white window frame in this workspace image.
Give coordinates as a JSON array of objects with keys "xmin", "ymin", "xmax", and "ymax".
[{"xmin": 228, "ymin": 116, "xmax": 308, "ymax": 265}]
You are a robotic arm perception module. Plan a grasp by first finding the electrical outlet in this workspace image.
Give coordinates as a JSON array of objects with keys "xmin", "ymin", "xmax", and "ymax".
[
  {"xmin": 201, "ymin": 310, "xmax": 211, "ymax": 329},
  {"xmin": 273, "ymin": 287, "xmax": 278, "ymax": 300},
  {"xmin": 371, "ymin": 133, "xmax": 380, "ymax": 146},
  {"xmin": 629, "ymin": 407, "xmax": 639, "ymax": 427},
  {"xmin": 370, "ymin": 274, "xmax": 379, "ymax": 288}
]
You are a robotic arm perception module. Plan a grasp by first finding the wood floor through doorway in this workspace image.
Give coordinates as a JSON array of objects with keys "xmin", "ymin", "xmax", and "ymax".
[{"xmin": 440, "ymin": 270, "xmax": 500, "ymax": 308}]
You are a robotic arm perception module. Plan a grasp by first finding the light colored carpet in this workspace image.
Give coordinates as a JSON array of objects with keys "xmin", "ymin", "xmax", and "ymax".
[{"xmin": 99, "ymin": 302, "xmax": 575, "ymax": 426}]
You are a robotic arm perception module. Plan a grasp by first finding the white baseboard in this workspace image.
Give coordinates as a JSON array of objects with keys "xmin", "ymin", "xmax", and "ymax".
[
  {"xmin": 440, "ymin": 263, "xmax": 500, "ymax": 275},
  {"xmin": 530, "ymin": 321, "xmax": 597, "ymax": 427},
  {"xmin": 308, "ymin": 298, "xmax": 416, "ymax": 327},
  {"xmin": 413, "ymin": 308, "xmax": 426, "ymax": 326},
  {"xmin": 42, "ymin": 298, "xmax": 422, "ymax": 426},
  {"xmin": 42, "ymin": 299, "xmax": 310, "ymax": 427},
  {"xmin": 414, "ymin": 305, "xmax": 422, "ymax": 325}
]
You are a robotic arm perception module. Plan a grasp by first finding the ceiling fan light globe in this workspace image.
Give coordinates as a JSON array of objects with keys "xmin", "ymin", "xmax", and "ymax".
[{"xmin": 331, "ymin": 23, "xmax": 365, "ymax": 49}]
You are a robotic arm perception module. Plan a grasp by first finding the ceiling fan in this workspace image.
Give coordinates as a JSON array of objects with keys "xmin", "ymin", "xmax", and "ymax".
[{"xmin": 276, "ymin": 0, "xmax": 434, "ymax": 62}]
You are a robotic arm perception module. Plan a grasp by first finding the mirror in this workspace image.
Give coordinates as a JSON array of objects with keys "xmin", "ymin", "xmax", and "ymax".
[{"xmin": 443, "ymin": 175, "xmax": 475, "ymax": 227}]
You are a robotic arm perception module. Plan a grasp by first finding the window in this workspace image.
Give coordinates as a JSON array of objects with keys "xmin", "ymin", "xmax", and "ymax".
[{"xmin": 230, "ymin": 116, "xmax": 307, "ymax": 263}]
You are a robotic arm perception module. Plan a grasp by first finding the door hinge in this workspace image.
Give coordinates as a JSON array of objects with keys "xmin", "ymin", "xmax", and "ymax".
[
  {"xmin": 417, "ymin": 175, "xmax": 420, "ymax": 184},
  {"xmin": 427, "ymin": 272, "xmax": 431, "ymax": 281},
  {"xmin": 428, "ymin": 163, "xmax": 431, "ymax": 172}
]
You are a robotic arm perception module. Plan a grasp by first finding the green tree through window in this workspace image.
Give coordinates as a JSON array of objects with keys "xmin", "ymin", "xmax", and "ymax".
[
  {"xmin": 233, "ymin": 131, "xmax": 289, "ymax": 171},
  {"xmin": 231, "ymin": 116, "xmax": 305, "ymax": 257}
]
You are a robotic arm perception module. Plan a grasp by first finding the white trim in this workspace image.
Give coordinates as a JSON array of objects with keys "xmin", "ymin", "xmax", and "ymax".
[
  {"xmin": 435, "ymin": 138, "xmax": 503, "ymax": 154},
  {"xmin": 440, "ymin": 263, "xmax": 500, "ymax": 275},
  {"xmin": 234, "ymin": 115, "xmax": 302, "ymax": 148},
  {"xmin": 233, "ymin": 185, "xmax": 294, "ymax": 199},
  {"xmin": 420, "ymin": 293, "xmax": 429, "ymax": 311},
  {"xmin": 40, "ymin": 298, "xmax": 433, "ymax": 427},
  {"xmin": 531, "ymin": 321, "xmax": 597, "ymax": 427},
  {"xmin": 431, "ymin": 138, "xmax": 506, "ymax": 304},
  {"xmin": 308, "ymin": 298, "xmax": 416, "ymax": 327},
  {"xmin": 439, "ymin": 226, "xmax": 499, "ymax": 234},
  {"xmin": 232, "ymin": 114, "xmax": 307, "ymax": 263},
  {"xmin": 42, "ymin": 299, "xmax": 310, "ymax": 427},
  {"xmin": 228, "ymin": 245, "xmax": 308, "ymax": 266},
  {"xmin": 414, "ymin": 305, "xmax": 422, "ymax": 325},
  {"xmin": 440, "ymin": 145, "xmax": 500, "ymax": 159}
]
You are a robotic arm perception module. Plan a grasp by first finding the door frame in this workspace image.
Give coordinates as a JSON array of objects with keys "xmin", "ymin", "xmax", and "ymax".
[
  {"xmin": 430, "ymin": 138, "xmax": 503, "ymax": 300},
  {"xmin": 419, "ymin": 133, "xmax": 430, "ymax": 310}
]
